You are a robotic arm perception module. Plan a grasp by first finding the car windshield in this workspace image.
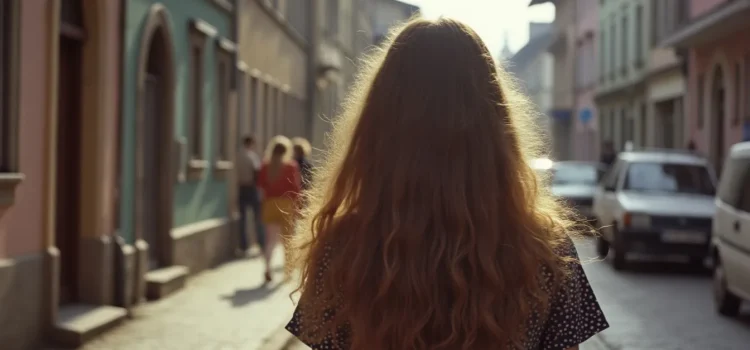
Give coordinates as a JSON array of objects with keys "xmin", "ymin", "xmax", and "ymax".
[
  {"xmin": 552, "ymin": 164, "xmax": 601, "ymax": 185},
  {"xmin": 623, "ymin": 162, "xmax": 715, "ymax": 195}
]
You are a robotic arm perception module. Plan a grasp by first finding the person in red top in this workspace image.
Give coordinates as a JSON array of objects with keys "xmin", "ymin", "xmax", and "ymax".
[{"xmin": 257, "ymin": 135, "xmax": 302, "ymax": 282}]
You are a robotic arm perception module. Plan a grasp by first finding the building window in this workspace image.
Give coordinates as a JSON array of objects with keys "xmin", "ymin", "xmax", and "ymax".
[
  {"xmin": 250, "ymin": 76, "xmax": 262, "ymax": 142},
  {"xmin": 599, "ymin": 28, "xmax": 606, "ymax": 83},
  {"xmin": 621, "ymin": 15, "xmax": 628, "ymax": 75},
  {"xmin": 745, "ymin": 54, "xmax": 750, "ymax": 122},
  {"xmin": 187, "ymin": 20, "xmax": 215, "ymax": 180},
  {"xmin": 735, "ymin": 62, "xmax": 742, "ymax": 126},
  {"xmin": 327, "ymin": 0, "xmax": 339, "ymax": 36},
  {"xmin": 0, "ymin": 0, "xmax": 19, "ymax": 174},
  {"xmin": 698, "ymin": 74, "xmax": 705, "ymax": 129},
  {"xmin": 610, "ymin": 22, "xmax": 616, "ymax": 80},
  {"xmin": 214, "ymin": 38, "xmax": 235, "ymax": 177},
  {"xmin": 635, "ymin": 5, "xmax": 643, "ymax": 67}
]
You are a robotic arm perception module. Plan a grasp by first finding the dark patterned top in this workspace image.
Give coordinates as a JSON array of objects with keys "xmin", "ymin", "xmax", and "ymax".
[{"xmin": 286, "ymin": 238, "xmax": 609, "ymax": 349}]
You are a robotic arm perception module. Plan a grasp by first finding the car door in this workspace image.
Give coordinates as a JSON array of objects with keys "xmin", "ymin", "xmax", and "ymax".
[
  {"xmin": 595, "ymin": 160, "xmax": 623, "ymax": 239},
  {"xmin": 723, "ymin": 161, "xmax": 750, "ymax": 297}
]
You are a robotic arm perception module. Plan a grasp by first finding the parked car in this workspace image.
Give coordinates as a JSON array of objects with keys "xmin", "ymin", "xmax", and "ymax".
[
  {"xmin": 548, "ymin": 161, "xmax": 607, "ymax": 222},
  {"xmin": 712, "ymin": 142, "xmax": 750, "ymax": 317},
  {"xmin": 593, "ymin": 149, "xmax": 716, "ymax": 270}
]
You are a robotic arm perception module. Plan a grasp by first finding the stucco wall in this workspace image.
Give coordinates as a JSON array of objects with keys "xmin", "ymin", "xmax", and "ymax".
[
  {"xmin": 690, "ymin": 0, "xmax": 726, "ymax": 18},
  {"xmin": 238, "ymin": 0, "xmax": 307, "ymax": 99},
  {"xmin": 686, "ymin": 30, "xmax": 748, "ymax": 161},
  {"xmin": 0, "ymin": 0, "xmax": 50, "ymax": 258},
  {"xmin": 119, "ymin": 0, "xmax": 232, "ymax": 242}
]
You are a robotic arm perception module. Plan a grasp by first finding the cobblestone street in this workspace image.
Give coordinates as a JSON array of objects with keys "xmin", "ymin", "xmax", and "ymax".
[
  {"xmin": 577, "ymin": 239, "xmax": 750, "ymax": 350},
  {"xmin": 71, "ymin": 250, "xmax": 297, "ymax": 350}
]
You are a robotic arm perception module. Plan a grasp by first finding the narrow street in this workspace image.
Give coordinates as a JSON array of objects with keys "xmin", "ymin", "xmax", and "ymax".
[
  {"xmin": 54, "ymin": 239, "xmax": 750, "ymax": 350},
  {"xmin": 577, "ymin": 239, "xmax": 750, "ymax": 350}
]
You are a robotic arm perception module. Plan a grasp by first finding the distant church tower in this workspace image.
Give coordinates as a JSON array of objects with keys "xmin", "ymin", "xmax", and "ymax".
[{"xmin": 500, "ymin": 30, "xmax": 513, "ymax": 59}]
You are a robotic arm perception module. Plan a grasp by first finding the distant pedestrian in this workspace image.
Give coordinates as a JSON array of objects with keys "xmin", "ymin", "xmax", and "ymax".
[
  {"xmin": 687, "ymin": 140, "xmax": 697, "ymax": 152},
  {"xmin": 600, "ymin": 140, "xmax": 617, "ymax": 168},
  {"xmin": 257, "ymin": 135, "xmax": 301, "ymax": 283},
  {"xmin": 236, "ymin": 135, "xmax": 264, "ymax": 257},
  {"xmin": 292, "ymin": 137, "xmax": 313, "ymax": 190},
  {"xmin": 285, "ymin": 18, "xmax": 608, "ymax": 350}
]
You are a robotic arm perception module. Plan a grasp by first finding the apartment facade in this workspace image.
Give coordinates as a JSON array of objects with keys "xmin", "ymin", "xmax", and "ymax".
[
  {"xmin": 645, "ymin": 0, "xmax": 689, "ymax": 150},
  {"xmin": 310, "ymin": 0, "xmax": 376, "ymax": 152},
  {"xmin": 595, "ymin": 0, "xmax": 651, "ymax": 152},
  {"xmin": 373, "ymin": 0, "xmax": 419, "ymax": 44},
  {"xmin": 118, "ymin": 0, "xmax": 238, "ymax": 308},
  {"xmin": 663, "ymin": 0, "xmax": 750, "ymax": 172},
  {"xmin": 1, "ymin": 0, "xmax": 126, "ymax": 348},
  {"xmin": 573, "ymin": 0, "xmax": 599, "ymax": 161},
  {"xmin": 508, "ymin": 22, "xmax": 555, "ymax": 138},
  {"xmin": 531, "ymin": 0, "xmax": 576, "ymax": 160}
]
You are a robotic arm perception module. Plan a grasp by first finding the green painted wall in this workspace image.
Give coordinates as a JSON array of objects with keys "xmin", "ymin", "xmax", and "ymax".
[{"xmin": 119, "ymin": 0, "xmax": 233, "ymax": 243}]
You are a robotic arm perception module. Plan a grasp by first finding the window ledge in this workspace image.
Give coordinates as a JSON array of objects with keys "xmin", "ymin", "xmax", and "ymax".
[
  {"xmin": 208, "ymin": 0, "xmax": 234, "ymax": 13},
  {"xmin": 187, "ymin": 159, "xmax": 209, "ymax": 181},
  {"xmin": 0, "ymin": 173, "xmax": 24, "ymax": 209},
  {"xmin": 213, "ymin": 160, "xmax": 234, "ymax": 180}
]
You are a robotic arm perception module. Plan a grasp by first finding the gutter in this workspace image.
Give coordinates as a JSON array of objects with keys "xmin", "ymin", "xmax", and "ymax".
[{"xmin": 306, "ymin": 0, "xmax": 319, "ymax": 141}]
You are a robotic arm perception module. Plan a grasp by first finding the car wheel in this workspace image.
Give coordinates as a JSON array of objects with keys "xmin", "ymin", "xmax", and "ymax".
[
  {"xmin": 611, "ymin": 227, "xmax": 627, "ymax": 271},
  {"xmin": 596, "ymin": 235, "xmax": 609, "ymax": 258},
  {"xmin": 714, "ymin": 258, "xmax": 741, "ymax": 317}
]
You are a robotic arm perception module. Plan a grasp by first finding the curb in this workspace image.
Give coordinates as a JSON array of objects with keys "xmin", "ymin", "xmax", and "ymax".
[{"xmin": 258, "ymin": 324, "xmax": 297, "ymax": 350}]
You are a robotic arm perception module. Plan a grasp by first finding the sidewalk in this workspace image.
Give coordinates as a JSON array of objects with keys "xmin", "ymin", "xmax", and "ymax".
[{"xmin": 76, "ymin": 249, "xmax": 297, "ymax": 350}]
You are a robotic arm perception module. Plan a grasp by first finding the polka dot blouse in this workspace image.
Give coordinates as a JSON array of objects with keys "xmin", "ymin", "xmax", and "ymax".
[{"xmin": 286, "ymin": 237, "xmax": 609, "ymax": 349}]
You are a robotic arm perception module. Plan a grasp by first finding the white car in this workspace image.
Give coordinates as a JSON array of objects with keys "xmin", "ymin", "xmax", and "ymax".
[
  {"xmin": 593, "ymin": 150, "xmax": 717, "ymax": 270},
  {"xmin": 713, "ymin": 142, "xmax": 750, "ymax": 317}
]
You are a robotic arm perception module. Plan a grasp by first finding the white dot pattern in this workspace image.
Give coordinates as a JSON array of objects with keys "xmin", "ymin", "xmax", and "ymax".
[{"xmin": 286, "ymin": 238, "xmax": 609, "ymax": 349}]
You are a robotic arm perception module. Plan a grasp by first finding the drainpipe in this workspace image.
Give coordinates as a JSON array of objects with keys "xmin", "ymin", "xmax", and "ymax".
[
  {"xmin": 571, "ymin": 0, "xmax": 579, "ymax": 161},
  {"xmin": 306, "ymin": 0, "xmax": 319, "ymax": 142},
  {"xmin": 113, "ymin": 0, "xmax": 129, "ymax": 310}
]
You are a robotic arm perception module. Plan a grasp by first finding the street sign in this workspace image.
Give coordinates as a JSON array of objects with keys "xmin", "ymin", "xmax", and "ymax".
[{"xmin": 579, "ymin": 108, "xmax": 592, "ymax": 125}]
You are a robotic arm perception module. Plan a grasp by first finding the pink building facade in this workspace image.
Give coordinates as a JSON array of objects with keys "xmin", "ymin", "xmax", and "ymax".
[
  {"xmin": 664, "ymin": 0, "xmax": 750, "ymax": 172},
  {"xmin": 573, "ymin": 0, "xmax": 599, "ymax": 161},
  {"xmin": 0, "ymin": 0, "xmax": 125, "ymax": 348}
]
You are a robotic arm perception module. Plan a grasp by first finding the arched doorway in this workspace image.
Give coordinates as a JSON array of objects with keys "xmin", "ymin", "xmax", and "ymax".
[
  {"xmin": 135, "ymin": 6, "xmax": 176, "ymax": 271},
  {"xmin": 711, "ymin": 66, "xmax": 726, "ymax": 174},
  {"xmin": 56, "ymin": 0, "xmax": 85, "ymax": 304}
]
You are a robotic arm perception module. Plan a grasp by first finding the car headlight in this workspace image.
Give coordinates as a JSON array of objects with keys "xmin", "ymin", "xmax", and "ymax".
[{"xmin": 624, "ymin": 213, "xmax": 651, "ymax": 229}]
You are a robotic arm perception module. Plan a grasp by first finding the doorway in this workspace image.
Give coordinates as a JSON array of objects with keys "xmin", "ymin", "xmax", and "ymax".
[
  {"xmin": 56, "ymin": 0, "xmax": 85, "ymax": 304},
  {"xmin": 140, "ymin": 28, "xmax": 169, "ymax": 270},
  {"xmin": 712, "ymin": 66, "xmax": 726, "ymax": 174}
]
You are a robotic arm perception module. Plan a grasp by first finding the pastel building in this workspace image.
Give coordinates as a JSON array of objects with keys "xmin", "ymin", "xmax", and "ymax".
[
  {"xmin": 118, "ymin": 0, "xmax": 238, "ymax": 305},
  {"xmin": 573, "ymin": 0, "xmax": 599, "ymax": 161},
  {"xmin": 663, "ymin": 0, "xmax": 750, "ymax": 172},
  {"xmin": 1, "ymin": 0, "xmax": 126, "ymax": 347}
]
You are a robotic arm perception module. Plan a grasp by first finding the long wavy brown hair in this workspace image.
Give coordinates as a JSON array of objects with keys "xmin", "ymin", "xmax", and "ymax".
[{"xmin": 290, "ymin": 17, "xmax": 583, "ymax": 350}]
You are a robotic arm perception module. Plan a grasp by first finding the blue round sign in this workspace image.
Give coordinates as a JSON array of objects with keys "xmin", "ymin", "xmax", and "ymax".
[{"xmin": 579, "ymin": 108, "xmax": 592, "ymax": 124}]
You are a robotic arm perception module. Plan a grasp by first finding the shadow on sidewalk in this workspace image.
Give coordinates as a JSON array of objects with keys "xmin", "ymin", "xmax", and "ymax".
[{"xmin": 221, "ymin": 283, "xmax": 283, "ymax": 308}]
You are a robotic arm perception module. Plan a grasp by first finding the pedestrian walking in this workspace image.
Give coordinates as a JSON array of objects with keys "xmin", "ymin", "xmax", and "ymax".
[
  {"xmin": 236, "ymin": 135, "xmax": 264, "ymax": 257},
  {"xmin": 285, "ymin": 18, "xmax": 608, "ymax": 350},
  {"xmin": 600, "ymin": 140, "xmax": 617, "ymax": 168},
  {"xmin": 292, "ymin": 137, "xmax": 313, "ymax": 190},
  {"xmin": 257, "ymin": 135, "xmax": 301, "ymax": 283}
]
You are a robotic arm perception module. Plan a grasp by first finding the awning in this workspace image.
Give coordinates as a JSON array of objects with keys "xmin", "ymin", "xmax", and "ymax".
[
  {"xmin": 550, "ymin": 109, "xmax": 572, "ymax": 121},
  {"xmin": 662, "ymin": 0, "xmax": 750, "ymax": 48}
]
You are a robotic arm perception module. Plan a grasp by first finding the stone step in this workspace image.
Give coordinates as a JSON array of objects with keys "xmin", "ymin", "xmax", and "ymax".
[
  {"xmin": 52, "ymin": 304, "xmax": 128, "ymax": 347},
  {"xmin": 145, "ymin": 265, "xmax": 189, "ymax": 300}
]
